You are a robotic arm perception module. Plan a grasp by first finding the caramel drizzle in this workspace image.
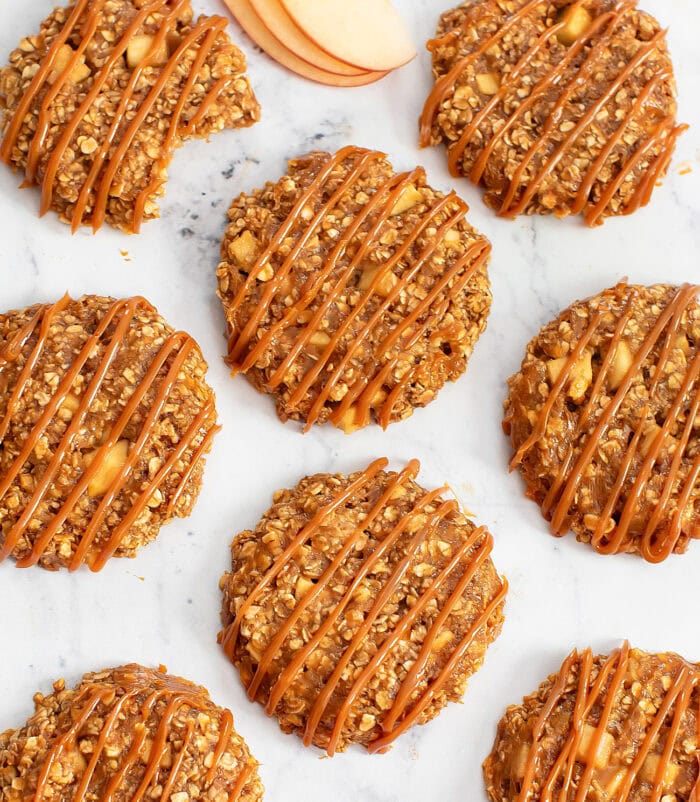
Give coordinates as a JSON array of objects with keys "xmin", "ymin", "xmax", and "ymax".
[
  {"xmin": 514, "ymin": 644, "xmax": 700, "ymax": 802},
  {"xmin": 0, "ymin": 0, "xmax": 233, "ymax": 232},
  {"xmin": 32, "ymin": 672, "xmax": 251, "ymax": 801},
  {"xmin": 219, "ymin": 459, "xmax": 506, "ymax": 754},
  {"xmin": 510, "ymin": 283, "xmax": 700, "ymax": 562},
  {"xmin": 224, "ymin": 146, "xmax": 490, "ymax": 431},
  {"xmin": 420, "ymin": 0, "xmax": 685, "ymax": 224},
  {"xmin": 0, "ymin": 296, "xmax": 216, "ymax": 571}
]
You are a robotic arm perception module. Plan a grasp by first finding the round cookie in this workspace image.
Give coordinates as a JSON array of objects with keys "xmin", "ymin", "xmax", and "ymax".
[
  {"xmin": 0, "ymin": 0, "xmax": 259, "ymax": 233},
  {"xmin": 504, "ymin": 282, "xmax": 700, "ymax": 562},
  {"xmin": 216, "ymin": 146, "xmax": 492, "ymax": 433},
  {"xmin": 421, "ymin": 0, "xmax": 685, "ymax": 225},
  {"xmin": 0, "ymin": 665, "xmax": 263, "ymax": 802},
  {"xmin": 0, "ymin": 294, "xmax": 219, "ymax": 571},
  {"xmin": 219, "ymin": 457, "xmax": 507, "ymax": 754},
  {"xmin": 483, "ymin": 643, "xmax": 700, "ymax": 801}
]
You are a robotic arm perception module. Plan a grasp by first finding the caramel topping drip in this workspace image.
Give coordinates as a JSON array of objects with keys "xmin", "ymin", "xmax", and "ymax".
[
  {"xmin": 219, "ymin": 459, "xmax": 506, "ymax": 754},
  {"xmin": 0, "ymin": 296, "xmax": 217, "ymax": 570},
  {"xmin": 512, "ymin": 644, "xmax": 700, "ymax": 802},
  {"xmin": 0, "ymin": 0, "xmax": 235, "ymax": 232},
  {"xmin": 420, "ymin": 0, "xmax": 685, "ymax": 224},
  {"xmin": 224, "ymin": 146, "xmax": 490, "ymax": 431},
  {"xmin": 31, "ymin": 668, "xmax": 250, "ymax": 801},
  {"xmin": 510, "ymin": 283, "xmax": 700, "ymax": 561}
]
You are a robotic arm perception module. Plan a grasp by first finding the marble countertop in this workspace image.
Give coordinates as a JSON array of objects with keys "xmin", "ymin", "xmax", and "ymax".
[{"xmin": 0, "ymin": 1, "xmax": 699, "ymax": 800}]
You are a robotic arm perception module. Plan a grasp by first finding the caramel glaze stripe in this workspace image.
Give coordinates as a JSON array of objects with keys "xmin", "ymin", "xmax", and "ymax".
[
  {"xmin": 236, "ymin": 168, "xmax": 420, "ymax": 377},
  {"xmin": 368, "ymin": 575, "xmax": 508, "ymax": 754},
  {"xmin": 0, "ymin": 297, "xmax": 140, "ymax": 562},
  {"xmin": 88, "ymin": 400, "xmax": 216, "ymax": 572},
  {"xmin": 328, "ymin": 527, "xmax": 492, "ymax": 755},
  {"xmin": 499, "ymin": 7, "xmax": 665, "ymax": 217},
  {"xmin": 27, "ymin": 1, "xmax": 108, "ymax": 182},
  {"xmin": 539, "ymin": 288, "xmax": 638, "ymax": 517},
  {"xmin": 303, "ymin": 498, "xmax": 457, "ymax": 749},
  {"xmin": 39, "ymin": 0, "xmax": 169, "ymax": 218},
  {"xmin": 265, "ymin": 463, "xmax": 428, "ymax": 716},
  {"xmin": 419, "ymin": 0, "xmax": 544, "ymax": 148},
  {"xmin": 10, "ymin": 323, "xmax": 192, "ymax": 568},
  {"xmin": 63, "ymin": 0, "xmax": 184, "ymax": 230},
  {"xmin": 256, "ymin": 169, "xmax": 421, "ymax": 389},
  {"xmin": 298, "ymin": 195, "xmax": 468, "ymax": 428},
  {"xmin": 89, "ymin": 15, "xmax": 229, "ymax": 233},
  {"xmin": 245, "ymin": 461, "xmax": 422, "ymax": 701},
  {"xmin": 464, "ymin": 4, "xmax": 630, "ymax": 185},
  {"xmin": 572, "ymin": 68, "xmax": 670, "ymax": 217},
  {"xmin": 0, "ymin": 296, "xmax": 71, "ymax": 444},
  {"xmin": 219, "ymin": 457, "xmax": 389, "ymax": 656},
  {"xmin": 501, "ymin": 27, "xmax": 668, "ymax": 218},
  {"xmin": 56, "ymin": 332, "xmax": 196, "ymax": 570},
  {"xmin": 518, "ymin": 643, "xmax": 700, "ymax": 802},
  {"xmin": 547, "ymin": 285, "xmax": 700, "ymax": 552},
  {"xmin": 331, "ymin": 238, "xmax": 491, "ymax": 431},
  {"xmin": 0, "ymin": 0, "xmax": 90, "ymax": 164},
  {"xmin": 227, "ymin": 147, "xmax": 382, "ymax": 364}
]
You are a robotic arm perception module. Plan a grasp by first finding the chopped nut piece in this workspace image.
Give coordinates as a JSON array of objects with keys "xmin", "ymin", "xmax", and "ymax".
[
  {"xmin": 431, "ymin": 630, "xmax": 454, "ymax": 651},
  {"xmin": 556, "ymin": 5, "xmax": 593, "ymax": 46},
  {"xmin": 390, "ymin": 183, "xmax": 423, "ymax": 216},
  {"xmin": 47, "ymin": 44, "xmax": 90, "ymax": 84},
  {"xmin": 309, "ymin": 331, "xmax": 331, "ymax": 348},
  {"xmin": 547, "ymin": 351, "xmax": 592, "ymax": 401},
  {"xmin": 358, "ymin": 264, "xmax": 398, "ymax": 296},
  {"xmin": 475, "ymin": 72, "xmax": 501, "ymax": 95},
  {"xmin": 338, "ymin": 406, "xmax": 362, "ymax": 434},
  {"xmin": 640, "ymin": 423, "xmax": 663, "ymax": 458},
  {"xmin": 126, "ymin": 34, "xmax": 169, "ymax": 69},
  {"xmin": 295, "ymin": 575, "xmax": 315, "ymax": 599},
  {"xmin": 229, "ymin": 230, "xmax": 260, "ymax": 269}
]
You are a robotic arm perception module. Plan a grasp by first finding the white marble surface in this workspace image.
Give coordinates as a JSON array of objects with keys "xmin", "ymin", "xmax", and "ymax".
[{"xmin": 0, "ymin": 1, "xmax": 699, "ymax": 799}]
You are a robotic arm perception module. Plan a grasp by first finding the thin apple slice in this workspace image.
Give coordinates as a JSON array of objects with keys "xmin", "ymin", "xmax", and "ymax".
[
  {"xmin": 224, "ymin": 0, "xmax": 387, "ymax": 87},
  {"xmin": 249, "ymin": 0, "xmax": 366, "ymax": 76},
  {"xmin": 280, "ymin": 0, "xmax": 416, "ymax": 72}
]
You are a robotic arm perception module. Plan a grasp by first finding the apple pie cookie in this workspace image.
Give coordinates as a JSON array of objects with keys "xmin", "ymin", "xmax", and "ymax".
[
  {"xmin": 421, "ymin": 0, "xmax": 685, "ymax": 225},
  {"xmin": 216, "ymin": 147, "xmax": 492, "ymax": 433},
  {"xmin": 504, "ymin": 282, "xmax": 700, "ymax": 562},
  {"xmin": 0, "ymin": 294, "xmax": 219, "ymax": 571},
  {"xmin": 484, "ymin": 643, "xmax": 700, "ymax": 801},
  {"xmin": 219, "ymin": 458, "xmax": 507, "ymax": 754},
  {"xmin": 0, "ymin": 0, "xmax": 260, "ymax": 233},
  {"xmin": 0, "ymin": 665, "xmax": 263, "ymax": 802}
]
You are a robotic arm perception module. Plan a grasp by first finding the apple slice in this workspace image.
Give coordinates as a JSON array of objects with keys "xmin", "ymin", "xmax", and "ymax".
[
  {"xmin": 280, "ymin": 0, "xmax": 416, "ymax": 72},
  {"xmin": 224, "ymin": 0, "xmax": 387, "ymax": 86},
  {"xmin": 249, "ymin": 0, "xmax": 366, "ymax": 76}
]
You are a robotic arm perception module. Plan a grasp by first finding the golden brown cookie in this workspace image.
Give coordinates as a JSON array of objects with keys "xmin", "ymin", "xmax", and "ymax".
[
  {"xmin": 483, "ymin": 643, "xmax": 700, "ymax": 801},
  {"xmin": 0, "ymin": 664, "xmax": 263, "ymax": 802},
  {"xmin": 420, "ymin": 0, "xmax": 685, "ymax": 225},
  {"xmin": 219, "ymin": 457, "xmax": 507, "ymax": 754},
  {"xmin": 0, "ymin": 294, "xmax": 219, "ymax": 571},
  {"xmin": 504, "ymin": 282, "xmax": 700, "ymax": 562},
  {"xmin": 0, "ymin": 0, "xmax": 260, "ymax": 233},
  {"xmin": 216, "ymin": 146, "xmax": 492, "ymax": 433}
]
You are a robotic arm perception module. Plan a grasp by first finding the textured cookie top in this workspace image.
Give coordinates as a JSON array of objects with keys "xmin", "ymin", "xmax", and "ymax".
[
  {"xmin": 483, "ymin": 644, "xmax": 700, "ymax": 802},
  {"xmin": 217, "ymin": 146, "xmax": 492, "ymax": 433},
  {"xmin": 219, "ymin": 458, "xmax": 507, "ymax": 754},
  {"xmin": 0, "ymin": 0, "xmax": 259, "ymax": 233},
  {"xmin": 504, "ymin": 283, "xmax": 700, "ymax": 562},
  {"xmin": 421, "ymin": 0, "xmax": 684, "ymax": 225},
  {"xmin": 0, "ymin": 294, "xmax": 218, "ymax": 571},
  {"xmin": 0, "ymin": 665, "xmax": 263, "ymax": 802}
]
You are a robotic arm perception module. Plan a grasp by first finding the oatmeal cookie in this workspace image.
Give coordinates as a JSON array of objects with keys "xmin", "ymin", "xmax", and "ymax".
[
  {"xmin": 219, "ymin": 458, "xmax": 507, "ymax": 754},
  {"xmin": 483, "ymin": 643, "xmax": 700, "ymax": 801},
  {"xmin": 421, "ymin": 0, "xmax": 685, "ymax": 225},
  {"xmin": 504, "ymin": 282, "xmax": 700, "ymax": 562},
  {"xmin": 216, "ymin": 146, "xmax": 492, "ymax": 433},
  {"xmin": 0, "ymin": 294, "xmax": 219, "ymax": 571},
  {"xmin": 0, "ymin": 664, "xmax": 263, "ymax": 802},
  {"xmin": 0, "ymin": 0, "xmax": 260, "ymax": 233}
]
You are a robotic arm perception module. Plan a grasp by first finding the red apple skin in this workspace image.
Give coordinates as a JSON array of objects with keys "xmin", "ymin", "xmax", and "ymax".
[{"xmin": 223, "ymin": 0, "xmax": 388, "ymax": 87}]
